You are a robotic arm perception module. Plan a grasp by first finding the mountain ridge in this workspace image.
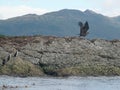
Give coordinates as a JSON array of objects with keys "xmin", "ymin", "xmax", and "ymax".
[{"xmin": 0, "ymin": 9, "xmax": 120, "ymax": 39}]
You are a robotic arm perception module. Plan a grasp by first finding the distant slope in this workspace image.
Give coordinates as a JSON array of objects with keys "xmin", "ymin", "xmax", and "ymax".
[{"xmin": 0, "ymin": 9, "xmax": 120, "ymax": 39}]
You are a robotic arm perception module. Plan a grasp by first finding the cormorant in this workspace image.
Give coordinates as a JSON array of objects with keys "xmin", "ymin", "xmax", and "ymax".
[
  {"xmin": 2, "ymin": 59, "xmax": 6, "ymax": 66},
  {"xmin": 14, "ymin": 51, "xmax": 18, "ymax": 57},
  {"xmin": 6, "ymin": 54, "xmax": 11, "ymax": 62}
]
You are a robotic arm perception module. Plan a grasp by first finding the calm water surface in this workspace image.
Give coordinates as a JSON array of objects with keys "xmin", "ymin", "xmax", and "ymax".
[{"xmin": 0, "ymin": 76, "xmax": 120, "ymax": 90}]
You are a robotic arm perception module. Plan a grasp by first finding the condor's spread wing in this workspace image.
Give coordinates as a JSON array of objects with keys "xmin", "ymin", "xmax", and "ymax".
[
  {"xmin": 78, "ymin": 21, "xmax": 83, "ymax": 27},
  {"xmin": 78, "ymin": 22, "xmax": 84, "ymax": 36},
  {"xmin": 81, "ymin": 21, "xmax": 89, "ymax": 36},
  {"xmin": 84, "ymin": 21, "xmax": 89, "ymax": 32}
]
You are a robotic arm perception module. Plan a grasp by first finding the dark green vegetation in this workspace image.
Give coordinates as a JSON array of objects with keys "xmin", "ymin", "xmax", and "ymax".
[
  {"xmin": 1, "ymin": 58, "xmax": 120, "ymax": 77},
  {"xmin": 0, "ymin": 57, "xmax": 44, "ymax": 77},
  {"xmin": 0, "ymin": 34, "xmax": 6, "ymax": 38},
  {"xmin": 0, "ymin": 9, "xmax": 120, "ymax": 39}
]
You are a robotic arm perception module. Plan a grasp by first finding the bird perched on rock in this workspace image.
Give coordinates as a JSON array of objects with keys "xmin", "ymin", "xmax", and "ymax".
[
  {"xmin": 6, "ymin": 54, "xmax": 11, "ymax": 62},
  {"xmin": 2, "ymin": 59, "xmax": 6, "ymax": 66},
  {"xmin": 14, "ymin": 51, "xmax": 18, "ymax": 57}
]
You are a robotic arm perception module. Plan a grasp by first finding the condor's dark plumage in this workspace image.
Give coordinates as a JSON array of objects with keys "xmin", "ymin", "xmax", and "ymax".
[{"xmin": 78, "ymin": 21, "xmax": 89, "ymax": 37}]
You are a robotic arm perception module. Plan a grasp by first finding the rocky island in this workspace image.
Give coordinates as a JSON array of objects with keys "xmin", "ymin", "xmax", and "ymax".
[{"xmin": 0, "ymin": 36, "xmax": 120, "ymax": 77}]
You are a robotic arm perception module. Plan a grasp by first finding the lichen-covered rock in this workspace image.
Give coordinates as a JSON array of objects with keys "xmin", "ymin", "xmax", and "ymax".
[{"xmin": 0, "ymin": 36, "xmax": 120, "ymax": 76}]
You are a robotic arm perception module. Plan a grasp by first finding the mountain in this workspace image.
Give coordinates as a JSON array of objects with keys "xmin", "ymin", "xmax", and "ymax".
[{"xmin": 0, "ymin": 9, "xmax": 120, "ymax": 39}]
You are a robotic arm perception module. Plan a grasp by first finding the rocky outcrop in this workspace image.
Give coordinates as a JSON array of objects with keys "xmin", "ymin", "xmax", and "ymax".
[{"xmin": 0, "ymin": 36, "xmax": 120, "ymax": 76}]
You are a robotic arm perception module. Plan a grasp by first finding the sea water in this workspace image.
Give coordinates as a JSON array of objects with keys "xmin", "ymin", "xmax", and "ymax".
[{"xmin": 0, "ymin": 76, "xmax": 120, "ymax": 90}]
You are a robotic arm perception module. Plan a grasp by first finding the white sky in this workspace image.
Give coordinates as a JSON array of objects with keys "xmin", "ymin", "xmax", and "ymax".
[{"xmin": 0, "ymin": 0, "xmax": 120, "ymax": 19}]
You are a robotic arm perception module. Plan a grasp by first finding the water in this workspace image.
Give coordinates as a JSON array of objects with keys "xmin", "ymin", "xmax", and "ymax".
[{"xmin": 0, "ymin": 76, "xmax": 120, "ymax": 90}]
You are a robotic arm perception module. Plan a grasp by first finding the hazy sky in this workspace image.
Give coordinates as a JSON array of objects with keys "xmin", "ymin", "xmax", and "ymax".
[{"xmin": 0, "ymin": 0, "xmax": 120, "ymax": 19}]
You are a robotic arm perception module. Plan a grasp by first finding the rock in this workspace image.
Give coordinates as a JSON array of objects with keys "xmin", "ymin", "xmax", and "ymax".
[{"xmin": 0, "ymin": 36, "xmax": 120, "ymax": 76}]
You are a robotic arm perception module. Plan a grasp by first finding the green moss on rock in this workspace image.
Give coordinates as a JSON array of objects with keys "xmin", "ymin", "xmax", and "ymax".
[
  {"xmin": 1, "ymin": 57, "xmax": 120, "ymax": 77},
  {"xmin": 0, "ymin": 57, "xmax": 44, "ymax": 77},
  {"xmin": 56, "ymin": 65, "xmax": 120, "ymax": 76}
]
